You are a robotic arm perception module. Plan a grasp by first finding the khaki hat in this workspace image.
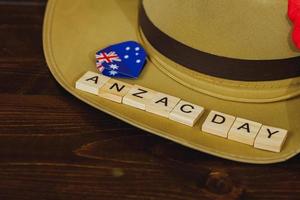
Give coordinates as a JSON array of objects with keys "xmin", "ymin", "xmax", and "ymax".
[{"xmin": 43, "ymin": 0, "xmax": 300, "ymax": 163}]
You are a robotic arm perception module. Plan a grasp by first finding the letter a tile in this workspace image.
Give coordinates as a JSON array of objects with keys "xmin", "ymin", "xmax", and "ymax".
[
  {"xmin": 98, "ymin": 79, "xmax": 132, "ymax": 103},
  {"xmin": 254, "ymin": 125, "xmax": 288, "ymax": 152},
  {"xmin": 75, "ymin": 71, "xmax": 110, "ymax": 95},
  {"xmin": 228, "ymin": 118, "xmax": 262, "ymax": 145},
  {"xmin": 202, "ymin": 110, "xmax": 235, "ymax": 138},
  {"xmin": 169, "ymin": 100, "xmax": 204, "ymax": 127},
  {"xmin": 146, "ymin": 92, "xmax": 181, "ymax": 118}
]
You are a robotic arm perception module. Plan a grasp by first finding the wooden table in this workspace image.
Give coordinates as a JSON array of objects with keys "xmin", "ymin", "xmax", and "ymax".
[{"xmin": 0, "ymin": 1, "xmax": 299, "ymax": 199}]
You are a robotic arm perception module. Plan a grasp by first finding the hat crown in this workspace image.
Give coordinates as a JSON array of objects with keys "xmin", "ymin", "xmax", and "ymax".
[{"xmin": 143, "ymin": 0, "xmax": 299, "ymax": 59}]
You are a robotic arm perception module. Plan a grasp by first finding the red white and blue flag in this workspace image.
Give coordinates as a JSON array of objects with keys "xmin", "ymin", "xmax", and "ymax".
[{"xmin": 95, "ymin": 41, "xmax": 147, "ymax": 78}]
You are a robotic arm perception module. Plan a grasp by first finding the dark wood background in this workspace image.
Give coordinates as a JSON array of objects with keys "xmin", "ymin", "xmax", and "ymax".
[{"xmin": 0, "ymin": 1, "xmax": 300, "ymax": 199}]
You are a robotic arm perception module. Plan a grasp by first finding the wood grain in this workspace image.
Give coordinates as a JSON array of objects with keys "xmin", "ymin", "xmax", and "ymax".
[{"xmin": 0, "ymin": 1, "xmax": 300, "ymax": 199}]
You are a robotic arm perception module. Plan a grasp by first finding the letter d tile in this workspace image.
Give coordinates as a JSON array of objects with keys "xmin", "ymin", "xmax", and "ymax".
[{"xmin": 202, "ymin": 110, "xmax": 236, "ymax": 138}]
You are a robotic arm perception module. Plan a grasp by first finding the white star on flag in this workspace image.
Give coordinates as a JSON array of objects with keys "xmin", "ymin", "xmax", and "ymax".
[
  {"xmin": 109, "ymin": 70, "xmax": 118, "ymax": 76},
  {"xmin": 109, "ymin": 64, "xmax": 119, "ymax": 70}
]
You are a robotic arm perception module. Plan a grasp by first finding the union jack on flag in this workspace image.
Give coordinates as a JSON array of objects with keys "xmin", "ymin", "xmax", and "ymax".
[{"xmin": 96, "ymin": 51, "xmax": 121, "ymax": 67}]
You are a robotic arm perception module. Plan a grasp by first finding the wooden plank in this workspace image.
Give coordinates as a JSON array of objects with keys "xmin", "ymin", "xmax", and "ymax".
[{"xmin": 0, "ymin": 2, "xmax": 300, "ymax": 200}]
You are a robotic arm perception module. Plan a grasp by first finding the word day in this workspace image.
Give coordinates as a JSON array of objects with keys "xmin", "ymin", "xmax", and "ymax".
[{"xmin": 76, "ymin": 71, "xmax": 288, "ymax": 153}]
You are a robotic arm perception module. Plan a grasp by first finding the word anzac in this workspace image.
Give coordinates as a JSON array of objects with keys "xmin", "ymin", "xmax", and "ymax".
[{"xmin": 76, "ymin": 71, "xmax": 288, "ymax": 153}]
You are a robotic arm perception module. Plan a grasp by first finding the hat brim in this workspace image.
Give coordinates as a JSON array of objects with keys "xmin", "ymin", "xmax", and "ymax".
[{"xmin": 43, "ymin": 0, "xmax": 300, "ymax": 163}]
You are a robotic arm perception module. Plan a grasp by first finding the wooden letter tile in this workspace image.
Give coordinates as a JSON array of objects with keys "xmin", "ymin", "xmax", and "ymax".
[
  {"xmin": 122, "ymin": 85, "xmax": 156, "ymax": 110},
  {"xmin": 169, "ymin": 100, "xmax": 204, "ymax": 127},
  {"xmin": 146, "ymin": 92, "xmax": 181, "ymax": 118},
  {"xmin": 228, "ymin": 118, "xmax": 262, "ymax": 145},
  {"xmin": 75, "ymin": 71, "xmax": 110, "ymax": 95},
  {"xmin": 202, "ymin": 110, "xmax": 235, "ymax": 138},
  {"xmin": 98, "ymin": 79, "xmax": 132, "ymax": 103},
  {"xmin": 254, "ymin": 125, "xmax": 288, "ymax": 152}
]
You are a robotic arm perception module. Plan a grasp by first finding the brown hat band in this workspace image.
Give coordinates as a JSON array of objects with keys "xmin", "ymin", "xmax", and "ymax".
[{"xmin": 139, "ymin": 5, "xmax": 300, "ymax": 81}]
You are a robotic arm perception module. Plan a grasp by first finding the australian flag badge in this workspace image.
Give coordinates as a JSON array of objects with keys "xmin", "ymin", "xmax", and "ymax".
[{"xmin": 95, "ymin": 41, "xmax": 147, "ymax": 78}]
